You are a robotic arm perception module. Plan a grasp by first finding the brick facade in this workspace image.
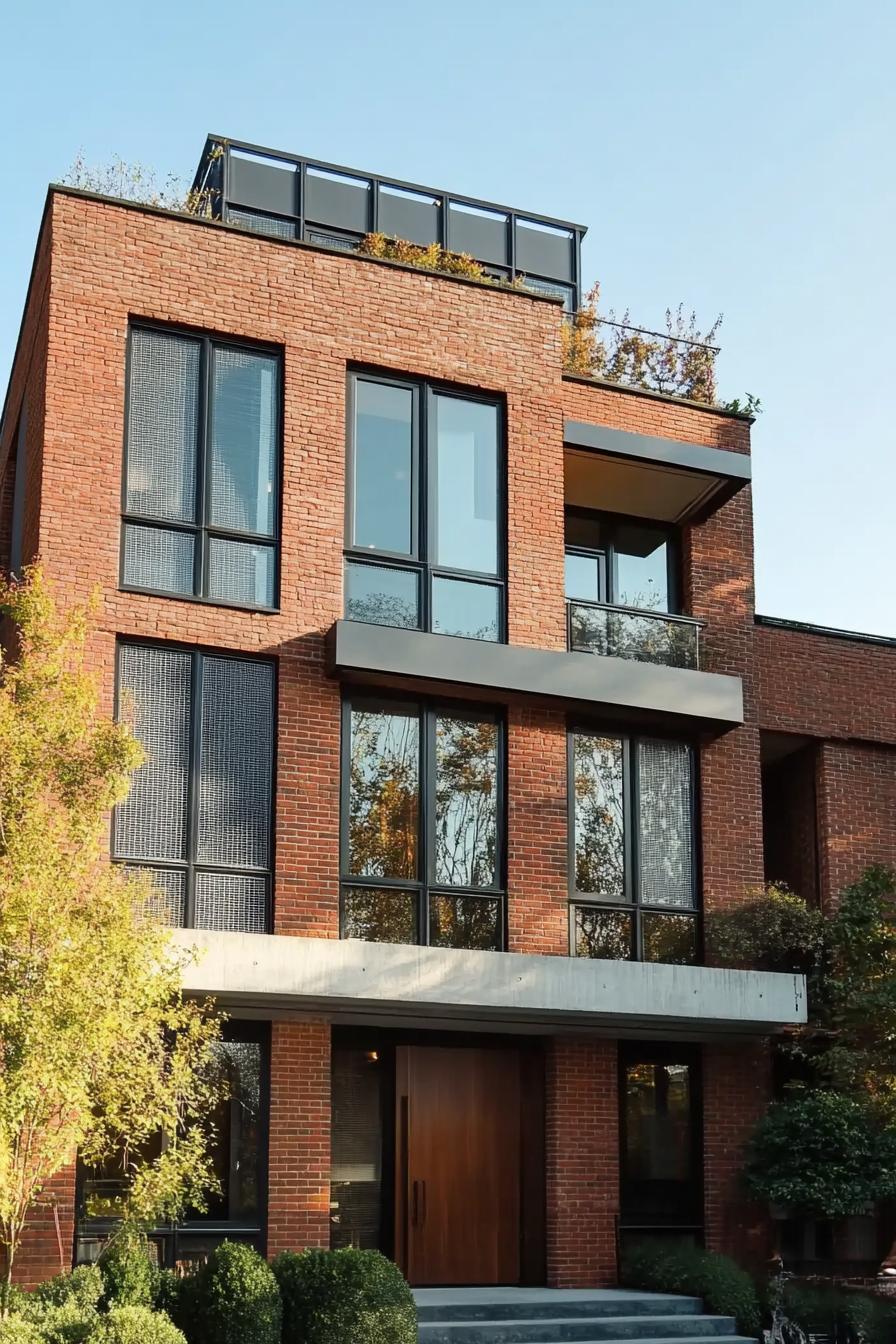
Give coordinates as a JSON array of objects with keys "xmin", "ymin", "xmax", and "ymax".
[
  {"xmin": 0, "ymin": 184, "xmax": 892, "ymax": 1290},
  {"xmin": 545, "ymin": 1039, "xmax": 619, "ymax": 1287}
]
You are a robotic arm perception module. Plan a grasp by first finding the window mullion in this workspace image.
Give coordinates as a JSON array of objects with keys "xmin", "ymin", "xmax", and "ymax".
[
  {"xmin": 195, "ymin": 339, "xmax": 213, "ymax": 597},
  {"xmin": 624, "ymin": 736, "xmax": 637, "ymax": 908},
  {"xmin": 185, "ymin": 651, "xmax": 203, "ymax": 929},
  {"xmin": 421, "ymin": 704, "xmax": 432, "ymax": 945}
]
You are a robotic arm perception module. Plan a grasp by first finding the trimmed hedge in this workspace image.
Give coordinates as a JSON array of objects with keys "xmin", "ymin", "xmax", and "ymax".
[
  {"xmin": 621, "ymin": 1240, "xmax": 761, "ymax": 1336},
  {"xmin": 32, "ymin": 1268, "xmax": 103, "ymax": 1314},
  {"xmin": 181, "ymin": 1243, "xmax": 281, "ymax": 1344},
  {"xmin": 87, "ymin": 1306, "xmax": 186, "ymax": 1344},
  {"xmin": 272, "ymin": 1247, "xmax": 416, "ymax": 1344},
  {"xmin": 779, "ymin": 1282, "xmax": 896, "ymax": 1344},
  {"xmin": 99, "ymin": 1227, "xmax": 156, "ymax": 1309}
]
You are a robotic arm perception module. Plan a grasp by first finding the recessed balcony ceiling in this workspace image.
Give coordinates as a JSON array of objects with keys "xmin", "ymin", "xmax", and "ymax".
[{"xmin": 564, "ymin": 422, "xmax": 751, "ymax": 526}]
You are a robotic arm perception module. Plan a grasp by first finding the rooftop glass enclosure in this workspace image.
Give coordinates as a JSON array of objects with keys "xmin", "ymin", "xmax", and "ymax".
[{"xmin": 192, "ymin": 136, "xmax": 588, "ymax": 309}]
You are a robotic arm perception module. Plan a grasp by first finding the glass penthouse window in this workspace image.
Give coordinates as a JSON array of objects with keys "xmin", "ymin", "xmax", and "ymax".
[
  {"xmin": 114, "ymin": 643, "xmax": 275, "ymax": 934},
  {"xmin": 341, "ymin": 696, "xmax": 504, "ymax": 949},
  {"xmin": 570, "ymin": 731, "xmax": 698, "ymax": 963},
  {"xmin": 564, "ymin": 511, "xmax": 676, "ymax": 612},
  {"xmin": 122, "ymin": 326, "xmax": 281, "ymax": 609},
  {"xmin": 345, "ymin": 373, "xmax": 504, "ymax": 641}
]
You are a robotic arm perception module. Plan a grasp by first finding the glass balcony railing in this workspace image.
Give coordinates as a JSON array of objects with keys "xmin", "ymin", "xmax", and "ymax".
[{"xmin": 567, "ymin": 600, "xmax": 703, "ymax": 670}]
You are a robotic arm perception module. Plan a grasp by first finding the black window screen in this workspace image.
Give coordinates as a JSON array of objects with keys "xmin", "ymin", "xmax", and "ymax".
[
  {"xmin": 122, "ymin": 326, "xmax": 280, "ymax": 610},
  {"xmin": 115, "ymin": 643, "xmax": 275, "ymax": 932}
]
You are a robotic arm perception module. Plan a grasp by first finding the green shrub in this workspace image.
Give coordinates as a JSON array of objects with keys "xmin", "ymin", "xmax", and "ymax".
[
  {"xmin": 273, "ymin": 1247, "xmax": 417, "ymax": 1344},
  {"xmin": 99, "ymin": 1227, "xmax": 156, "ymax": 1308},
  {"xmin": 621, "ymin": 1240, "xmax": 761, "ymax": 1336},
  {"xmin": 0, "ymin": 1321, "xmax": 45, "ymax": 1344},
  {"xmin": 32, "ymin": 1268, "xmax": 103, "ymax": 1313},
  {"xmin": 87, "ymin": 1306, "xmax": 186, "ymax": 1344},
  {"xmin": 152, "ymin": 1270, "xmax": 184, "ymax": 1322},
  {"xmin": 743, "ymin": 1090, "xmax": 896, "ymax": 1216},
  {"xmin": 185, "ymin": 1243, "xmax": 280, "ymax": 1344},
  {"xmin": 779, "ymin": 1281, "xmax": 896, "ymax": 1344},
  {"xmin": 707, "ymin": 884, "xmax": 825, "ymax": 974}
]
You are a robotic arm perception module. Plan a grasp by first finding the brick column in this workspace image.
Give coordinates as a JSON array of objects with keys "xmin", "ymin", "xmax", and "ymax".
[
  {"xmin": 267, "ymin": 1021, "xmax": 331, "ymax": 1257},
  {"xmin": 703, "ymin": 1041, "xmax": 771, "ymax": 1269},
  {"xmin": 545, "ymin": 1039, "xmax": 619, "ymax": 1287},
  {"xmin": 507, "ymin": 706, "xmax": 569, "ymax": 956},
  {"xmin": 10, "ymin": 1164, "xmax": 77, "ymax": 1289}
]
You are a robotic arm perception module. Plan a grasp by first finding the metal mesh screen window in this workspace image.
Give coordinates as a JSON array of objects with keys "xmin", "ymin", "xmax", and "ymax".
[
  {"xmin": 198, "ymin": 657, "xmax": 274, "ymax": 871},
  {"xmin": 115, "ymin": 644, "xmax": 274, "ymax": 933},
  {"xmin": 125, "ymin": 329, "xmax": 199, "ymax": 524},
  {"xmin": 638, "ymin": 740, "xmax": 695, "ymax": 908},
  {"xmin": 122, "ymin": 325, "xmax": 281, "ymax": 610},
  {"xmin": 115, "ymin": 646, "xmax": 192, "ymax": 861},
  {"xmin": 195, "ymin": 873, "xmax": 267, "ymax": 934},
  {"xmin": 570, "ymin": 729, "xmax": 698, "ymax": 964}
]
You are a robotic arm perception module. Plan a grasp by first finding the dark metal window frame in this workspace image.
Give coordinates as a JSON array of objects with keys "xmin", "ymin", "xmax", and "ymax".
[
  {"xmin": 618, "ymin": 1040, "xmax": 704, "ymax": 1234},
  {"xmin": 112, "ymin": 637, "xmax": 277, "ymax": 933},
  {"xmin": 120, "ymin": 321, "xmax": 284, "ymax": 613},
  {"xmin": 194, "ymin": 137, "xmax": 586, "ymax": 309},
  {"xmin": 339, "ymin": 690, "xmax": 507, "ymax": 948},
  {"xmin": 344, "ymin": 369, "xmax": 508, "ymax": 642},
  {"xmin": 564, "ymin": 506, "xmax": 682, "ymax": 613},
  {"xmin": 567, "ymin": 724, "xmax": 702, "ymax": 962},
  {"xmin": 74, "ymin": 1019, "xmax": 272, "ymax": 1266}
]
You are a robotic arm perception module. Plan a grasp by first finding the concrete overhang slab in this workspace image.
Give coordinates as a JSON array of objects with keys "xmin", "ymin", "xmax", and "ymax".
[
  {"xmin": 329, "ymin": 621, "xmax": 744, "ymax": 732},
  {"xmin": 564, "ymin": 421, "xmax": 751, "ymax": 525},
  {"xmin": 173, "ymin": 930, "xmax": 806, "ymax": 1039}
]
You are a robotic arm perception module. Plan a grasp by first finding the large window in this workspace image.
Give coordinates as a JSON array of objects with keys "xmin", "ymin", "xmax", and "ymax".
[
  {"xmin": 345, "ymin": 374, "xmax": 504, "ymax": 641},
  {"xmin": 341, "ymin": 696, "xmax": 504, "ymax": 948},
  {"xmin": 114, "ymin": 643, "xmax": 275, "ymax": 934},
  {"xmin": 76, "ymin": 1022, "xmax": 270, "ymax": 1269},
  {"xmin": 570, "ymin": 730, "xmax": 698, "ymax": 963},
  {"xmin": 122, "ymin": 326, "xmax": 281, "ymax": 609}
]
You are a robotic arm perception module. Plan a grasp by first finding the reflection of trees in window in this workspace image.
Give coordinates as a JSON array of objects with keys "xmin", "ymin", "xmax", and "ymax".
[
  {"xmin": 435, "ymin": 717, "xmax": 497, "ymax": 888},
  {"xmin": 341, "ymin": 887, "xmax": 418, "ymax": 943},
  {"xmin": 574, "ymin": 906, "xmax": 631, "ymax": 959},
  {"xmin": 430, "ymin": 894, "xmax": 499, "ymax": 950},
  {"xmin": 348, "ymin": 589, "xmax": 418, "ymax": 630},
  {"xmin": 349, "ymin": 710, "xmax": 419, "ymax": 880},
  {"xmin": 574, "ymin": 735, "xmax": 625, "ymax": 897},
  {"xmin": 624, "ymin": 1061, "xmax": 692, "ymax": 1182}
]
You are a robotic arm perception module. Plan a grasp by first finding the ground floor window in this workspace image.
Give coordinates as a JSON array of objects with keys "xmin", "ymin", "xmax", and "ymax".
[
  {"xmin": 619, "ymin": 1043, "xmax": 702, "ymax": 1238},
  {"xmin": 75, "ymin": 1021, "xmax": 270, "ymax": 1270}
]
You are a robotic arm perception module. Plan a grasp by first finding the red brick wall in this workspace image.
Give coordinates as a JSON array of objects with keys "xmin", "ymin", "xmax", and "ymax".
[
  {"xmin": 8, "ymin": 1166, "xmax": 77, "ymax": 1290},
  {"xmin": 756, "ymin": 624, "xmax": 896, "ymax": 748},
  {"xmin": 507, "ymin": 706, "xmax": 568, "ymax": 955},
  {"xmin": 545, "ymin": 1039, "xmax": 619, "ymax": 1287},
  {"xmin": 267, "ymin": 1022, "xmax": 332, "ymax": 1257},
  {"xmin": 703, "ymin": 1041, "xmax": 772, "ymax": 1268},
  {"xmin": 816, "ymin": 741, "xmax": 896, "ymax": 908}
]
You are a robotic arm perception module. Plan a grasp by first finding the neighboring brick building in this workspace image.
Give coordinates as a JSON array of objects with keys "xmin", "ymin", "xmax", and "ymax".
[{"xmin": 0, "ymin": 135, "xmax": 891, "ymax": 1290}]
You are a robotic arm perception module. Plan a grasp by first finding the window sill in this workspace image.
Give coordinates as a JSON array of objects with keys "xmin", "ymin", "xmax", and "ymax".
[{"xmin": 119, "ymin": 584, "xmax": 280, "ymax": 616}]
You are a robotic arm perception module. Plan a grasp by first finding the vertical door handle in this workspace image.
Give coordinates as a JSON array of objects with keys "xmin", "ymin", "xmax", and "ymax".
[
  {"xmin": 412, "ymin": 1180, "xmax": 420, "ymax": 1226},
  {"xmin": 420, "ymin": 1179, "xmax": 427, "ymax": 1226}
]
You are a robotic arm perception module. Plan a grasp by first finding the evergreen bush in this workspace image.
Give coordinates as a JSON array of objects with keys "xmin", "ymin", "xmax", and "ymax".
[
  {"xmin": 88, "ymin": 1306, "xmax": 186, "ymax": 1344},
  {"xmin": 621, "ymin": 1240, "xmax": 761, "ymax": 1336},
  {"xmin": 273, "ymin": 1247, "xmax": 417, "ymax": 1344},
  {"xmin": 184, "ymin": 1243, "xmax": 280, "ymax": 1344},
  {"xmin": 98, "ymin": 1228, "xmax": 156, "ymax": 1309}
]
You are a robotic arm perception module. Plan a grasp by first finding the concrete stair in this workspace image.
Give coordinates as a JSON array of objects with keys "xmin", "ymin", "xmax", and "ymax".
[{"xmin": 414, "ymin": 1288, "xmax": 758, "ymax": 1344}]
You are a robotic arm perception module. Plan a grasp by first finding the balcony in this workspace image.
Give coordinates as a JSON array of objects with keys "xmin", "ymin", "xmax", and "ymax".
[
  {"xmin": 568, "ymin": 600, "xmax": 702, "ymax": 671},
  {"xmin": 328, "ymin": 619, "xmax": 744, "ymax": 732},
  {"xmin": 192, "ymin": 135, "xmax": 587, "ymax": 309}
]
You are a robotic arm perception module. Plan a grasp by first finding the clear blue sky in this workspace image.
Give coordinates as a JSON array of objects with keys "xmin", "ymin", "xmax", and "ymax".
[{"xmin": 2, "ymin": 0, "xmax": 894, "ymax": 635}]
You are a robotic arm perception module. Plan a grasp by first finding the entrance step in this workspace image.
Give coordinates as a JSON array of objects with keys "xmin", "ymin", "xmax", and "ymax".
[{"xmin": 414, "ymin": 1289, "xmax": 756, "ymax": 1344}]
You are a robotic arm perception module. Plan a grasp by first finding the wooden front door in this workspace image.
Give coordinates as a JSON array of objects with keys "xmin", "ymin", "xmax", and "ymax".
[{"xmin": 396, "ymin": 1045, "xmax": 521, "ymax": 1286}]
